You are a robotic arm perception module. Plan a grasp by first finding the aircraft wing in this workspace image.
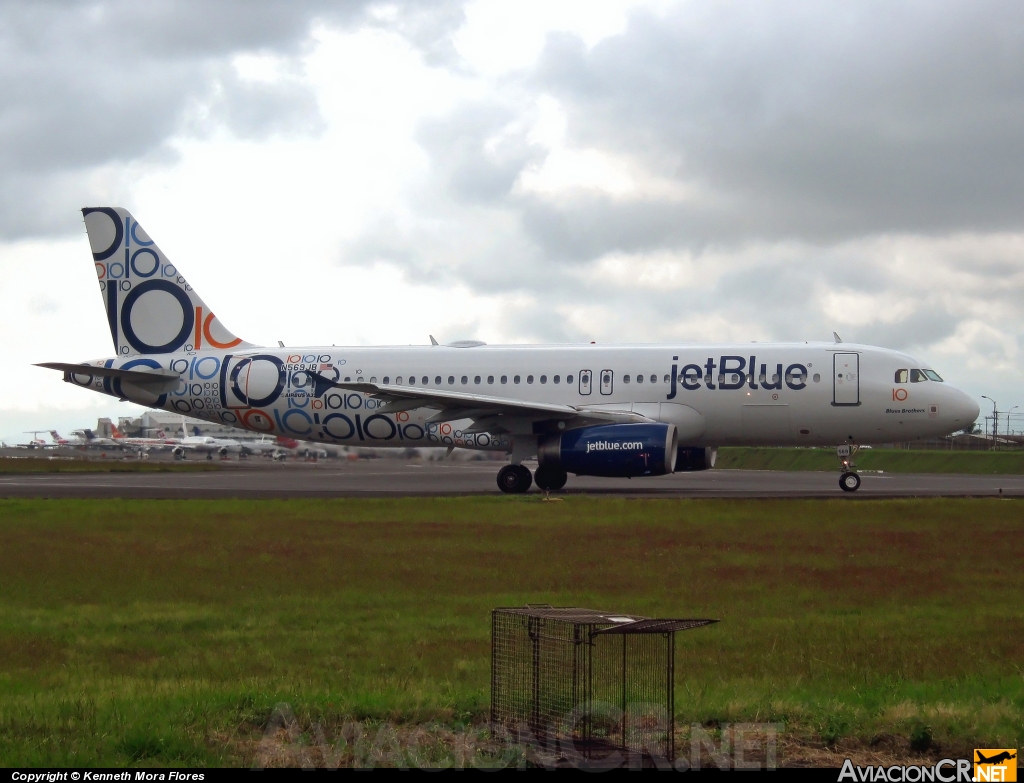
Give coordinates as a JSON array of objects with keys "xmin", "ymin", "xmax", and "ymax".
[{"xmin": 315, "ymin": 376, "xmax": 650, "ymax": 427}]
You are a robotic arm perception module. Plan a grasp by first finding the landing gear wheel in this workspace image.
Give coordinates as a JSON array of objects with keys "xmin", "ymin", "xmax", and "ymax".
[
  {"xmin": 534, "ymin": 465, "xmax": 568, "ymax": 491},
  {"xmin": 839, "ymin": 472, "xmax": 861, "ymax": 492},
  {"xmin": 497, "ymin": 464, "xmax": 533, "ymax": 494}
]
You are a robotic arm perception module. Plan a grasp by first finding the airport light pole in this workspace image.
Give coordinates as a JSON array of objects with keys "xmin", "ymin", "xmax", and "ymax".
[
  {"xmin": 981, "ymin": 396, "xmax": 997, "ymax": 450},
  {"xmin": 1008, "ymin": 406, "xmax": 1018, "ymax": 441}
]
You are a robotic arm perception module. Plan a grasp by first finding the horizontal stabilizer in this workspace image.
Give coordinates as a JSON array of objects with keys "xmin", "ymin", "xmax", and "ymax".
[{"xmin": 35, "ymin": 362, "xmax": 180, "ymax": 385}]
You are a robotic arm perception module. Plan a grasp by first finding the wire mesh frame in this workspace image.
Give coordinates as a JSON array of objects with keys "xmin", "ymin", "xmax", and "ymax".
[{"xmin": 490, "ymin": 608, "xmax": 713, "ymax": 762}]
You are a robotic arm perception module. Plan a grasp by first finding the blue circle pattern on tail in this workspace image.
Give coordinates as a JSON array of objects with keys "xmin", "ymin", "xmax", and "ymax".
[{"xmin": 82, "ymin": 207, "xmax": 245, "ymax": 356}]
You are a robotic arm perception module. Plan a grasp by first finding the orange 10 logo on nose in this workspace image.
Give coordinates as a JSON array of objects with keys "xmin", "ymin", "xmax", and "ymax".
[{"xmin": 892, "ymin": 388, "xmax": 908, "ymax": 401}]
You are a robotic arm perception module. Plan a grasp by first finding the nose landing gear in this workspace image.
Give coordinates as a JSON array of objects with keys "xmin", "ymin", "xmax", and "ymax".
[
  {"xmin": 837, "ymin": 444, "xmax": 861, "ymax": 492},
  {"xmin": 497, "ymin": 464, "xmax": 533, "ymax": 494},
  {"xmin": 840, "ymin": 471, "xmax": 861, "ymax": 492}
]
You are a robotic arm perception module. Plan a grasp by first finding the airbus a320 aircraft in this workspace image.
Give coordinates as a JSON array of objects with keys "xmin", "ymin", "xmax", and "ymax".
[{"xmin": 38, "ymin": 208, "xmax": 980, "ymax": 493}]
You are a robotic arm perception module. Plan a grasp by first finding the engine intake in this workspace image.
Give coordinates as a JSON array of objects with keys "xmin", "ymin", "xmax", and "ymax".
[{"xmin": 538, "ymin": 423, "xmax": 678, "ymax": 478}]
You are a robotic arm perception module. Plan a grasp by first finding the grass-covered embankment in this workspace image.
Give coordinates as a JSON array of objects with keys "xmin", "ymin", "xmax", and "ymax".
[
  {"xmin": 0, "ymin": 497, "xmax": 1020, "ymax": 765},
  {"xmin": 717, "ymin": 447, "xmax": 1024, "ymax": 474}
]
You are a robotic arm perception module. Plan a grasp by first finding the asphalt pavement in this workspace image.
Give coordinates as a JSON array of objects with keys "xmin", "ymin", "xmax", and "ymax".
[{"xmin": 2, "ymin": 460, "xmax": 1022, "ymax": 499}]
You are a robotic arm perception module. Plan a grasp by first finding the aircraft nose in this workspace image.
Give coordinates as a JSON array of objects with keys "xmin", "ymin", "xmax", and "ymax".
[{"xmin": 948, "ymin": 388, "xmax": 980, "ymax": 427}]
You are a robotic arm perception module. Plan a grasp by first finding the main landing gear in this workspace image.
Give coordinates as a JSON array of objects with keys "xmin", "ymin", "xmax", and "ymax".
[
  {"xmin": 496, "ymin": 463, "xmax": 570, "ymax": 494},
  {"xmin": 497, "ymin": 464, "xmax": 533, "ymax": 494},
  {"xmin": 534, "ymin": 464, "xmax": 568, "ymax": 492},
  {"xmin": 837, "ymin": 444, "xmax": 861, "ymax": 492}
]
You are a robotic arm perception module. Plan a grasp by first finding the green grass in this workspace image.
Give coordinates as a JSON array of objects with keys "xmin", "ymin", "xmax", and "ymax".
[
  {"xmin": 0, "ymin": 457, "xmax": 218, "ymax": 473},
  {"xmin": 0, "ymin": 497, "xmax": 1021, "ymax": 766},
  {"xmin": 717, "ymin": 447, "xmax": 1024, "ymax": 474}
]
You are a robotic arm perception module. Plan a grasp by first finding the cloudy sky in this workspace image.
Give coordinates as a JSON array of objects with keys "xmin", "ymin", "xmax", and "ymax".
[{"xmin": 3, "ymin": 0, "xmax": 1023, "ymax": 442}]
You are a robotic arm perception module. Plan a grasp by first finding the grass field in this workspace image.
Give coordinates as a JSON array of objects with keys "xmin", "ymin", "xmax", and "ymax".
[
  {"xmin": 0, "ymin": 457, "xmax": 218, "ymax": 473},
  {"xmin": 718, "ymin": 447, "xmax": 1024, "ymax": 474},
  {"xmin": 0, "ymin": 497, "xmax": 1021, "ymax": 766}
]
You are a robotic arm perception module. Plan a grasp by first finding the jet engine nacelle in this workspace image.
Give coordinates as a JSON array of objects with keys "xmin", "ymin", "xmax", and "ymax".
[
  {"xmin": 538, "ymin": 423, "xmax": 678, "ymax": 478},
  {"xmin": 675, "ymin": 446, "xmax": 717, "ymax": 472}
]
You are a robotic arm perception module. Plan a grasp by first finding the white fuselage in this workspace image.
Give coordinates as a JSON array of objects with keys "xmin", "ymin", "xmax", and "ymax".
[{"xmin": 67, "ymin": 342, "xmax": 979, "ymax": 452}]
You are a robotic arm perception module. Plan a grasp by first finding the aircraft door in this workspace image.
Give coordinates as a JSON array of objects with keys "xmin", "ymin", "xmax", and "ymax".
[
  {"xmin": 833, "ymin": 352, "xmax": 860, "ymax": 406},
  {"xmin": 600, "ymin": 369, "xmax": 613, "ymax": 396},
  {"xmin": 579, "ymin": 370, "xmax": 592, "ymax": 395}
]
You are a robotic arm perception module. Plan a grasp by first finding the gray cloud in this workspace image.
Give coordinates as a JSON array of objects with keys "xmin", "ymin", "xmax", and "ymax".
[
  {"xmin": 0, "ymin": 0, "xmax": 465, "ymax": 239},
  {"xmin": 533, "ymin": 0, "xmax": 1024, "ymax": 246},
  {"xmin": 339, "ymin": 0, "xmax": 1024, "ymax": 386}
]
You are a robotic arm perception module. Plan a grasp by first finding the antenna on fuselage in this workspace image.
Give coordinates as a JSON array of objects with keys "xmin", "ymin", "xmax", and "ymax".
[
  {"xmin": 429, "ymin": 335, "xmax": 439, "ymax": 346},
  {"xmin": 833, "ymin": 331, "xmax": 843, "ymax": 343}
]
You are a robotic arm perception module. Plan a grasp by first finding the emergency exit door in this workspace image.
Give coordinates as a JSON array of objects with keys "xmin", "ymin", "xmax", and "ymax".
[
  {"xmin": 600, "ymin": 369, "xmax": 613, "ymax": 395},
  {"xmin": 833, "ymin": 352, "xmax": 860, "ymax": 406}
]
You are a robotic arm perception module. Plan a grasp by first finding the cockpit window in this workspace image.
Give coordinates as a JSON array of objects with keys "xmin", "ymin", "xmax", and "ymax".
[
  {"xmin": 895, "ymin": 369, "xmax": 908, "ymax": 383},
  {"xmin": 923, "ymin": 369, "xmax": 943, "ymax": 382},
  {"xmin": 910, "ymin": 369, "xmax": 928, "ymax": 382}
]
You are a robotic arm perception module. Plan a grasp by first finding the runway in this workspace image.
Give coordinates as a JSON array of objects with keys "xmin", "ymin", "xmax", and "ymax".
[{"xmin": 2, "ymin": 460, "xmax": 1023, "ymax": 499}]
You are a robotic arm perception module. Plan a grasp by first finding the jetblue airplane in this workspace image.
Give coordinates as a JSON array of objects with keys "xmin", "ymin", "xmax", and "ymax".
[{"xmin": 38, "ymin": 208, "xmax": 980, "ymax": 493}]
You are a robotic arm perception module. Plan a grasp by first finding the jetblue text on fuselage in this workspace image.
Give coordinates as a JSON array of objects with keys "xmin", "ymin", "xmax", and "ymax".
[{"xmin": 666, "ymin": 355, "xmax": 809, "ymax": 400}]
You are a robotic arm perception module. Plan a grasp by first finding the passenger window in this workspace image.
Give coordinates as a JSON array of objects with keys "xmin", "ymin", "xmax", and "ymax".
[
  {"xmin": 434, "ymin": 376, "xmax": 442, "ymax": 385},
  {"xmin": 664, "ymin": 374, "xmax": 669, "ymax": 383},
  {"xmin": 527, "ymin": 375, "xmax": 534, "ymax": 384},
  {"xmin": 553, "ymin": 375, "xmax": 560, "ymax": 384},
  {"xmin": 636, "ymin": 374, "xmax": 643, "ymax": 384},
  {"xmin": 567, "ymin": 374, "xmax": 574, "ymax": 384},
  {"xmin": 448, "ymin": 376, "xmax": 455, "ymax": 384},
  {"xmin": 540, "ymin": 375, "xmax": 547, "ymax": 384},
  {"xmin": 923, "ymin": 369, "xmax": 943, "ymax": 382},
  {"xmin": 487, "ymin": 376, "xmax": 494, "ymax": 384},
  {"xmin": 461, "ymin": 375, "xmax": 468, "ymax": 384},
  {"xmin": 369, "ymin": 377, "xmax": 377, "ymax": 383},
  {"xmin": 651, "ymin": 375, "xmax": 657, "ymax": 384},
  {"xmin": 344, "ymin": 377, "xmax": 351, "ymax": 382},
  {"xmin": 383, "ymin": 376, "xmax": 389, "ymax": 384},
  {"xmin": 422, "ymin": 376, "xmax": 428, "ymax": 385},
  {"xmin": 910, "ymin": 369, "xmax": 927, "ymax": 383},
  {"xmin": 501, "ymin": 375, "xmax": 507, "ymax": 384},
  {"xmin": 474, "ymin": 376, "xmax": 481, "ymax": 384},
  {"xmin": 624, "ymin": 375, "xmax": 631, "ymax": 383},
  {"xmin": 895, "ymin": 369, "xmax": 908, "ymax": 383},
  {"xmin": 514, "ymin": 375, "xmax": 520, "ymax": 384}
]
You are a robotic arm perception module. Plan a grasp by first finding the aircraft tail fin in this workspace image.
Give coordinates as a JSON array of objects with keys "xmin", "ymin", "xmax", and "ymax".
[
  {"xmin": 82, "ymin": 207, "xmax": 254, "ymax": 356},
  {"xmin": 111, "ymin": 425, "xmax": 123, "ymax": 439}
]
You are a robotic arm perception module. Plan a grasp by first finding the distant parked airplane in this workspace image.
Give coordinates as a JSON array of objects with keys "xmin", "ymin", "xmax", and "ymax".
[
  {"xmin": 50, "ymin": 429, "xmax": 119, "ymax": 449},
  {"xmin": 38, "ymin": 207, "xmax": 980, "ymax": 492}
]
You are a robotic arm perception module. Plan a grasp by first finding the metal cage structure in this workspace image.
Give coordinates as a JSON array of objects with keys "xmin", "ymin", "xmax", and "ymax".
[{"xmin": 490, "ymin": 606, "xmax": 717, "ymax": 764}]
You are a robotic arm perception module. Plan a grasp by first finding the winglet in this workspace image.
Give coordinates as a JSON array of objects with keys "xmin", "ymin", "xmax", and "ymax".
[{"xmin": 429, "ymin": 335, "xmax": 439, "ymax": 346}]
